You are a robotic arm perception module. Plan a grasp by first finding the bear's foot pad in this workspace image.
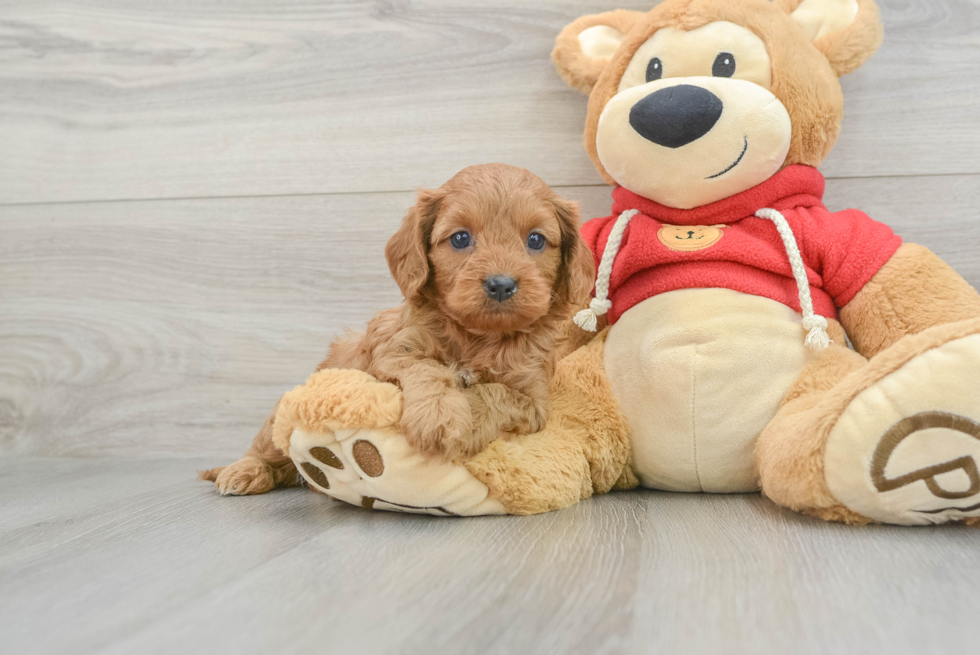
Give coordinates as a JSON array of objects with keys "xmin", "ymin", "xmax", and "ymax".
[
  {"xmin": 289, "ymin": 425, "xmax": 505, "ymax": 517},
  {"xmin": 826, "ymin": 330, "xmax": 980, "ymax": 525}
]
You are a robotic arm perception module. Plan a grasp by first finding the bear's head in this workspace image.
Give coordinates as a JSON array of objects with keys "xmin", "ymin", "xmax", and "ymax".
[{"xmin": 553, "ymin": 0, "xmax": 884, "ymax": 209}]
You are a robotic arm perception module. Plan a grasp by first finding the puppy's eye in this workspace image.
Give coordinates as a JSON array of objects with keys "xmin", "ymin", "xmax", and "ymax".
[
  {"xmin": 646, "ymin": 57, "xmax": 663, "ymax": 82},
  {"xmin": 526, "ymin": 233, "xmax": 546, "ymax": 251},
  {"xmin": 712, "ymin": 52, "xmax": 736, "ymax": 78},
  {"xmin": 450, "ymin": 231, "xmax": 471, "ymax": 250}
]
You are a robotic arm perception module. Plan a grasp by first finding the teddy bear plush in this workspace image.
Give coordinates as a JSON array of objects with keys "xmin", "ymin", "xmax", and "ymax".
[{"xmin": 275, "ymin": 0, "xmax": 980, "ymax": 525}]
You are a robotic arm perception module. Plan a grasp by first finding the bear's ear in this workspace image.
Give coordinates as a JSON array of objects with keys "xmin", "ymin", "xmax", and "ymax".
[
  {"xmin": 552, "ymin": 10, "xmax": 646, "ymax": 94},
  {"xmin": 777, "ymin": 0, "xmax": 884, "ymax": 76}
]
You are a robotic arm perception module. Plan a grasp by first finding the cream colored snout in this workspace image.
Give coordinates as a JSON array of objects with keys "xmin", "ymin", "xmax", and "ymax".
[{"xmin": 596, "ymin": 77, "xmax": 792, "ymax": 209}]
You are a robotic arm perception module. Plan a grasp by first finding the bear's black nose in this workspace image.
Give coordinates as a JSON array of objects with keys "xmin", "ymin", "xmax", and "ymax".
[
  {"xmin": 629, "ymin": 84, "xmax": 723, "ymax": 149},
  {"xmin": 484, "ymin": 275, "xmax": 518, "ymax": 302}
]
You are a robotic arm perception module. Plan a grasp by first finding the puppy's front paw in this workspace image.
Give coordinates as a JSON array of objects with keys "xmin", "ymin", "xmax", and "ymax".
[
  {"xmin": 503, "ymin": 403, "xmax": 548, "ymax": 436},
  {"xmin": 519, "ymin": 408, "xmax": 548, "ymax": 435},
  {"xmin": 400, "ymin": 388, "xmax": 476, "ymax": 461}
]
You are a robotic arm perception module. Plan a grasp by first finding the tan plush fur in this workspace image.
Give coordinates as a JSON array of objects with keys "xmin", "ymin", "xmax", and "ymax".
[
  {"xmin": 755, "ymin": 327, "xmax": 867, "ymax": 517},
  {"xmin": 465, "ymin": 330, "xmax": 633, "ymax": 515},
  {"xmin": 755, "ymin": 243, "xmax": 980, "ymax": 524},
  {"xmin": 552, "ymin": 0, "xmax": 883, "ymax": 186},
  {"xmin": 209, "ymin": 0, "xmax": 980, "ymax": 525},
  {"xmin": 757, "ymin": 317, "xmax": 980, "ymax": 522},
  {"xmin": 840, "ymin": 243, "xmax": 980, "ymax": 358},
  {"xmin": 544, "ymin": 0, "xmax": 980, "ymax": 524},
  {"xmin": 203, "ymin": 163, "xmax": 594, "ymax": 494},
  {"xmin": 777, "ymin": 0, "xmax": 884, "ymax": 75},
  {"xmin": 271, "ymin": 369, "xmax": 403, "ymax": 454},
  {"xmin": 552, "ymin": 10, "xmax": 646, "ymax": 94}
]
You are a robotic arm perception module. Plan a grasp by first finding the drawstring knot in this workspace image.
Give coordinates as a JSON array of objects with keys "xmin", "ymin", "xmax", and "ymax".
[
  {"xmin": 802, "ymin": 314, "xmax": 831, "ymax": 349},
  {"xmin": 574, "ymin": 297, "xmax": 612, "ymax": 332},
  {"xmin": 755, "ymin": 208, "xmax": 832, "ymax": 350},
  {"xmin": 574, "ymin": 209, "xmax": 639, "ymax": 332}
]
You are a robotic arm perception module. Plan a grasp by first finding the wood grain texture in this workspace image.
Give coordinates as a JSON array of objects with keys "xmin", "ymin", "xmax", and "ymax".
[
  {"xmin": 1, "ymin": 175, "xmax": 978, "ymax": 458},
  {"xmin": 0, "ymin": 458, "xmax": 977, "ymax": 655},
  {"xmin": 2, "ymin": 2, "xmax": 979, "ymax": 651},
  {"xmin": 1, "ymin": 0, "xmax": 979, "ymax": 205},
  {"xmin": 0, "ymin": 192, "xmax": 408, "ymax": 457}
]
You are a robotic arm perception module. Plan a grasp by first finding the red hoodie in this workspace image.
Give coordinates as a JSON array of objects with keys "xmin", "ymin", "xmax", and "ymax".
[{"xmin": 580, "ymin": 165, "xmax": 902, "ymax": 324}]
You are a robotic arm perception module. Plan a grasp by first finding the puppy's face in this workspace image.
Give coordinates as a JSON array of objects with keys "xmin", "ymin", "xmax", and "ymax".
[
  {"xmin": 429, "ymin": 183, "xmax": 564, "ymax": 332},
  {"xmin": 386, "ymin": 164, "xmax": 594, "ymax": 333}
]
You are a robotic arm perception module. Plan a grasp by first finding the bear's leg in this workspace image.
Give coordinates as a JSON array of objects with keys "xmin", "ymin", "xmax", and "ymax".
[
  {"xmin": 465, "ymin": 330, "xmax": 635, "ymax": 515},
  {"xmin": 757, "ymin": 318, "xmax": 980, "ymax": 525},
  {"xmin": 280, "ymin": 334, "xmax": 632, "ymax": 516},
  {"xmin": 755, "ymin": 322, "xmax": 870, "ymax": 523}
]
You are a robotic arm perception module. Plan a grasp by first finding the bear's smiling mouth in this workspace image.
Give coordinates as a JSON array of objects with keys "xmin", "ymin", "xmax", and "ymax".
[{"xmin": 706, "ymin": 136, "xmax": 749, "ymax": 179}]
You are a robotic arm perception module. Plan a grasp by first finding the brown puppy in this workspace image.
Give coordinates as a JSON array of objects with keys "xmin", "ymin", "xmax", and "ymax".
[{"xmin": 201, "ymin": 163, "xmax": 595, "ymax": 495}]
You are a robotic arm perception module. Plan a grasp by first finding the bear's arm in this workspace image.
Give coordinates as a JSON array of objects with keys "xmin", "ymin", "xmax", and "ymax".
[
  {"xmin": 840, "ymin": 243, "xmax": 980, "ymax": 358},
  {"xmin": 808, "ymin": 207, "xmax": 903, "ymax": 311}
]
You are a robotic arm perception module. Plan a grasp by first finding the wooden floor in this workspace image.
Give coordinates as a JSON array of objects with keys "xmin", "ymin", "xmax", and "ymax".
[
  {"xmin": 3, "ymin": 458, "xmax": 979, "ymax": 655},
  {"xmin": 2, "ymin": 1, "xmax": 980, "ymax": 653}
]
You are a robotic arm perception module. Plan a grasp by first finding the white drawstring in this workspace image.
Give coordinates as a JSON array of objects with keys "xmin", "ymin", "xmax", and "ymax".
[
  {"xmin": 574, "ymin": 209, "xmax": 639, "ymax": 331},
  {"xmin": 755, "ymin": 208, "xmax": 831, "ymax": 350},
  {"xmin": 575, "ymin": 205, "xmax": 831, "ymax": 350}
]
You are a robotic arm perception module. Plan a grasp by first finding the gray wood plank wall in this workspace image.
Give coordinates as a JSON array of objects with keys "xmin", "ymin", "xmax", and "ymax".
[{"xmin": 1, "ymin": 0, "xmax": 979, "ymax": 459}]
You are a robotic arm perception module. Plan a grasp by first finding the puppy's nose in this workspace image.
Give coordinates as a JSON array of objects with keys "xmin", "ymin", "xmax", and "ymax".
[
  {"xmin": 629, "ymin": 84, "xmax": 723, "ymax": 148},
  {"xmin": 484, "ymin": 275, "xmax": 518, "ymax": 302}
]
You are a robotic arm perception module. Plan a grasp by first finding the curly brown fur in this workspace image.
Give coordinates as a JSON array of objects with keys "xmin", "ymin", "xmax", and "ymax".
[
  {"xmin": 204, "ymin": 164, "xmax": 594, "ymax": 494},
  {"xmin": 198, "ymin": 400, "xmax": 300, "ymax": 495}
]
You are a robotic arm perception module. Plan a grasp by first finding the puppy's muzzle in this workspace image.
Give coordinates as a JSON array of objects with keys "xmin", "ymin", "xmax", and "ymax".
[
  {"xmin": 629, "ymin": 84, "xmax": 723, "ymax": 149},
  {"xmin": 483, "ymin": 275, "xmax": 518, "ymax": 302}
]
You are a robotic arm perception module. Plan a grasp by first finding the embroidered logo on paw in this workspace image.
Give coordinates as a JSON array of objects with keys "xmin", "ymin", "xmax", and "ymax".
[
  {"xmin": 820, "ymin": 331, "xmax": 980, "ymax": 525},
  {"xmin": 871, "ymin": 411, "xmax": 980, "ymax": 515},
  {"xmin": 657, "ymin": 224, "xmax": 725, "ymax": 252}
]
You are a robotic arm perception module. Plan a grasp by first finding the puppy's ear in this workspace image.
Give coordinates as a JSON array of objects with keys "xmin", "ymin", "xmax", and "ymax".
[
  {"xmin": 552, "ymin": 197, "xmax": 595, "ymax": 310},
  {"xmin": 385, "ymin": 188, "xmax": 444, "ymax": 303},
  {"xmin": 777, "ymin": 0, "xmax": 883, "ymax": 76},
  {"xmin": 552, "ymin": 10, "xmax": 645, "ymax": 95}
]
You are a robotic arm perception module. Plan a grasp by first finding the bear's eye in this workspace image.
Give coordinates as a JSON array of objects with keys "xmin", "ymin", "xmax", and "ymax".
[
  {"xmin": 645, "ymin": 57, "xmax": 663, "ymax": 82},
  {"xmin": 712, "ymin": 52, "xmax": 736, "ymax": 78},
  {"xmin": 450, "ymin": 231, "xmax": 471, "ymax": 250},
  {"xmin": 526, "ymin": 232, "xmax": 546, "ymax": 251}
]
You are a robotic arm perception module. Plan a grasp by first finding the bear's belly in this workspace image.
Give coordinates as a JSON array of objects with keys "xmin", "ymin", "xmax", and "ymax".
[{"xmin": 604, "ymin": 288, "xmax": 808, "ymax": 493}]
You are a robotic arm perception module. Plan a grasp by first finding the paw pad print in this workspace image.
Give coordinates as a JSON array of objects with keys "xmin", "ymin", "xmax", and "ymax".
[{"xmin": 276, "ymin": 369, "xmax": 505, "ymax": 516}]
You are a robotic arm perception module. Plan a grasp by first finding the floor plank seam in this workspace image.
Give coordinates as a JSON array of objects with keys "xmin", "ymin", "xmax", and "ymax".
[{"xmin": 1, "ymin": 172, "xmax": 978, "ymax": 210}]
